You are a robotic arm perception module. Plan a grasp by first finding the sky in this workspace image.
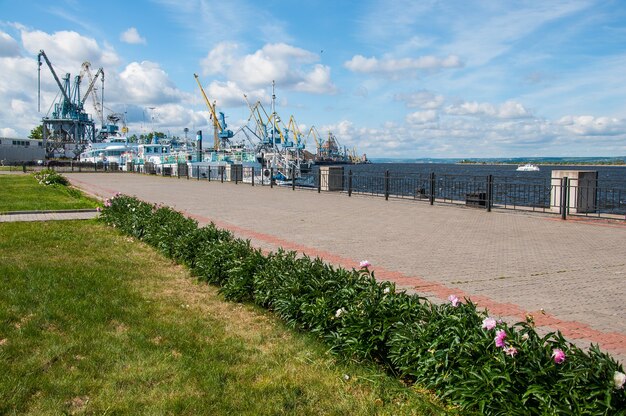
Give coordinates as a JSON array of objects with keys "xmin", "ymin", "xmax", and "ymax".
[{"xmin": 1, "ymin": 0, "xmax": 626, "ymax": 158}]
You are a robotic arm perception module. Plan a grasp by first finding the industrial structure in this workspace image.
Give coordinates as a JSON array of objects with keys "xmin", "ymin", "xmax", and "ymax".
[{"xmin": 37, "ymin": 50, "xmax": 102, "ymax": 157}]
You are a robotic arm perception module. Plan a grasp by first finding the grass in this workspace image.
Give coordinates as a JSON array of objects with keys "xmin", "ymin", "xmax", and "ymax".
[
  {"xmin": 0, "ymin": 220, "xmax": 455, "ymax": 415},
  {"xmin": 0, "ymin": 175, "xmax": 98, "ymax": 212}
]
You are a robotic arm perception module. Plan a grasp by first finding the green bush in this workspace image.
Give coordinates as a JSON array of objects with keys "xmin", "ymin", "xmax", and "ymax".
[
  {"xmin": 100, "ymin": 195, "xmax": 626, "ymax": 415},
  {"xmin": 33, "ymin": 169, "xmax": 69, "ymax": 186}
]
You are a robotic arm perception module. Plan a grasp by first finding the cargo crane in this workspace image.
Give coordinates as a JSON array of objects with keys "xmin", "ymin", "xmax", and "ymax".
[
  {"xmin": 193, "ymin": 74, "xmax": 233, "ymax": 150},
  {"xmin": 79, "ymin": 62, "xmax": 105, "ymax": 129},
  {"xmin": 37, "ymin": 49, "xmax": 95, "ymax": 158}
]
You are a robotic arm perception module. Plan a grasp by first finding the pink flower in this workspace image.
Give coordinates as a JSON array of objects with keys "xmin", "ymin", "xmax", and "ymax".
[
  {"xmin": 504, "ymin": 346, "xmax": 518, "ymax": 357},
  {"xmin": 96, "ymin": 207, "xmax": 101, "ymax": 212},
  {"xmin": 552, "ymin": 348, "xmax": 566, "ymax": 364},
  {"xmin": 359, "ymin": 260, "xmax": 371, "ymax": 269},
  {"xmin": 104, "ymin": 199, "xmax": 111, "ymax": 207},
  {"xmin": 495, "ymin": 329, "xmax": 507, "ymax": 348},
  {"xmin": 448, "ymin": 294, "xmax": 460, "ymax": 307},
  {"xmin": 482, "ymin": 317, "xmax": 497, "ymax": 330}
]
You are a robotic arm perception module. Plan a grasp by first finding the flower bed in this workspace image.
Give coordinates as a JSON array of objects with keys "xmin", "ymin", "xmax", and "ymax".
[{"xmin": 100, "ymin": 194, "xmax": 626, "ymax": 414}]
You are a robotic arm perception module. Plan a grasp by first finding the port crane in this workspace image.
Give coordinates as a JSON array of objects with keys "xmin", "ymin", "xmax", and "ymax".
[
  {"xmin": 79, "ymin": 62, "xmax": 105, "ymax": 129},
  {"xmin": 37, "ymin": 49, "xmax": 95, "ymax": 157},
  {"xmin": 193, "ymin": 74, "xmax": 233, "ymax": 150}
]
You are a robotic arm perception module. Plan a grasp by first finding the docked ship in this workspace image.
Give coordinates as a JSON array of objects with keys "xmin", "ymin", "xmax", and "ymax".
[{"xmin": 310, "ymin": 129, "xmax": 368, "ymax": 166}]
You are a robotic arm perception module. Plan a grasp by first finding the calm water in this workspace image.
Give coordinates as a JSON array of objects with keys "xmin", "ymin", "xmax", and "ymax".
[
  {"xmin": 307, "ymin": 162, "xmax": 626, "ymax": 213},
  {"xmin": 347, "ymin": 162, "xmax": 626, "ymax": 188}
]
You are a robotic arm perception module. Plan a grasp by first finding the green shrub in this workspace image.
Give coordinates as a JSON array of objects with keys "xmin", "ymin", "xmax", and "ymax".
[
  {"xmin": 100, "ymin": 195, "xmax": 626, "ymax": 415},
  {"xmin": 33, "ymin": 169, "xmax": 69, "ymax": 186}
]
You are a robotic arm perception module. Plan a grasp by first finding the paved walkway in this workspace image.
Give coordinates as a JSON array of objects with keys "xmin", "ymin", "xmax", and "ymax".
[
  {"xmin": 66, "ymin": 172, "xmax": 626, "ymax": 364},
  {"xmin": 0, "ymin": 210, "xmax": 99, "ymax": 222}
]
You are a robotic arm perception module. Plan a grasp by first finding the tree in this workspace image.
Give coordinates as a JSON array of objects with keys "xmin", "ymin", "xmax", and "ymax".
[{"xmin": 29, "ymin": 125, "xmax": 43, "ymax": 140}]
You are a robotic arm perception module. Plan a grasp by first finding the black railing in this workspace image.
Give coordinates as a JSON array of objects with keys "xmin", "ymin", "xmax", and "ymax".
[{"xmin": 40, "ymin": 162, "xmax": 626, "ymax": 221}]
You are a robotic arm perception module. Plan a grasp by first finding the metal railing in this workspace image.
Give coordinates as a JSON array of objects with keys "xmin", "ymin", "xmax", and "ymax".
[{"xmin": 40, "ymin": 161, "xmax": 626, "ymax": 221}]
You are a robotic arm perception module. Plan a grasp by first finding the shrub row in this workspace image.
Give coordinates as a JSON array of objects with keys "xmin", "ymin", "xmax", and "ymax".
[{"xmin": 100, "ymin": 194, "xmax": 625, "ymax": 415}]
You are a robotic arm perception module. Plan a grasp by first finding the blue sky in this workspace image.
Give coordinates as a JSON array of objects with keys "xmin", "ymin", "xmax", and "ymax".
[{"xmin": 1, "ymin": 0, "xmax": 626, "ymax": 157}]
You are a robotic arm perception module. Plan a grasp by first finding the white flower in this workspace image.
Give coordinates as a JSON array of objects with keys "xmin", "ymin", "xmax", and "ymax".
[
  {"xmin": 481, "ymin": 317, "xmax": 497, "ymax": 330},
  {"xmin": 335, "ymin": 308, "xmax": 346, "ymax": 318},
  {"xmin": 522, "ymin": 333, "xmax": 530, "ymax": 341},
  {"xmin": 383, "ymin": 287, "xmax": 391, "ymax": 294},
  {"xmin": 359, "ymin": 260, "xmax": 371, "ymax": 268},
  {"xmin": 615, "ymin": 371, "xmax": 626, "ymax": 390}
]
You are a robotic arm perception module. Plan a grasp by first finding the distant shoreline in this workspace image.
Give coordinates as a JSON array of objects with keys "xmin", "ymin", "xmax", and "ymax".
[{"xmin": 456, "ymin": 160, "xmax": 625, "ymax": 167}]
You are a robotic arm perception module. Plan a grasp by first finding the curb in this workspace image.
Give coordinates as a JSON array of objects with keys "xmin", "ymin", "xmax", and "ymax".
[{"xmin": 1, "ymin": 208, "xmax": 99, "ymax": 215}]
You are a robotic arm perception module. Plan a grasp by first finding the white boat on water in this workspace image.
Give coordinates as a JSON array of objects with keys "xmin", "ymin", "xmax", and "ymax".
[{"xmin": 516, "ymin": 163, "xmax": 540, "ymax": 172}]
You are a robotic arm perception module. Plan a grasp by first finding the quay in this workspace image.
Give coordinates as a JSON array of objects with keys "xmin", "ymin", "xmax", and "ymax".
[{"xmin": 66, "ymin": 172, "xmax": 626, "ymax": 364}]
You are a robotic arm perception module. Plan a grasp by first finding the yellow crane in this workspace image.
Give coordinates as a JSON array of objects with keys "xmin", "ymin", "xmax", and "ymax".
[
  {"xmin": 286, "ymin": 115, "xmax": 306, "ymax": 149},
  {"xmin": 193, "ymin": 74, "xmax": 233, "ymax": 150},
  {"xmin": 307, "ymin": 126, "xmax": 324, "ymax": 155}
]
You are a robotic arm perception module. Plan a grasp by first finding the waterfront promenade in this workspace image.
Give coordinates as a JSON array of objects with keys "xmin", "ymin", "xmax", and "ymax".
[{"xmin": 66, "ymin": 172, "xmax": 626, "ymax": 364}]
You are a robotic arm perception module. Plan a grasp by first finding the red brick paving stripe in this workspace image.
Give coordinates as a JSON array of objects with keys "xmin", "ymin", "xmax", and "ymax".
[{"xmin": 183, "ymin": 210, "xmax": 626, "ymax": 357}]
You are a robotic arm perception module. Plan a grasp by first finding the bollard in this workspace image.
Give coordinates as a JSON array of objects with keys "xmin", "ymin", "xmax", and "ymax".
[
  {"xmin": 251, "ymin": 167, "xmax": 255, "ymax": 187},
  {"xmin": 208, "ymin": 166, "xmax": 211, "ymax": 182},
  {"xmin": 270, "ymin": 168, "xmax": 274, "ymax": 188},
  {"xmin": 348, "ymin": 170, "xmax": 353, "ymax": 197},
  {"xmin": 292, "ymin": 166, "xmax": 296, "ymax": 190},
  {"xmin": 221, "ymin": 167, "xmax": 224, "ymax": 183},
  {"xmin": 22, "ymin": 164, "xmax": 26, "ymax": 173}
]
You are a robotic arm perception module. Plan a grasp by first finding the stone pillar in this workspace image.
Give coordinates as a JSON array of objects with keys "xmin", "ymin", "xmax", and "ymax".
[
  {"xmin": 551, "ymin": 170, "xmax": 598, "ymax": 214},
  {"xmin": 320, "ymin": 166, "xmax": 344, "ymax": 191},
  {"xmin": 225, "ymin": 164, "xmax": 243, "ymax": 182}
]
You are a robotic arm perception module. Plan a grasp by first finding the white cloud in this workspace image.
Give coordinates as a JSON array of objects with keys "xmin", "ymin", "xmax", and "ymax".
[
  {"xmin": 556, "ymin": 115, "xmax": 626, "ymax": 136},
  {"xmin": 203, "ymin": 80, "xmax": 268, "ymax": 108},
  {"xmin": 445, "ymin": 100, "xmax": 533, "ymax": 119},
  {"xmin": 200, "ymin": 42, "xmax": 239, "ymax": 75},
  {"xmin": 120, "ymin": 27, "xmax": 146, "ymax": 45},
  {"xmin": 395, "ymin": 91, "xmax": 444, "ymax": 109},
  {"xmin": 344, "ymin": 54, "xmax": 462, "ymax": 77},
  {"xmin": 117, "ymin": 61, "xmax": 185, "ymax": 105},
  {"xmin": 200, "ymin": 42, "xmax": 336, "ymax": 94},
  {"xmin": 406, "ymin": 109, "xmax": 438, "ymax": 124},
  {"xmin": 21, "ymin": 29, "xmax": 120, "ymax": 69},
  {"xmin": 0, "ymin": 31, "xmax": 20, "ymax": 57},
  {"xmin": 1, "ymin": 127, "xmax": 19, "ymax": 137}
]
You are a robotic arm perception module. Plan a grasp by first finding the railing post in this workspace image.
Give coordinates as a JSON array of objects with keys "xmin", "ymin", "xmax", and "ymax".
[
  {"xmin": 429, "ymin": 172, "xmax": 435, "ymax": 205},
  {"xmin": 561, "ymin": 177, "xmax": 568, "ymax": 220},
  {"xmin": 487, "ymin": 174, "xmax": 493, "ymax": 212},
  {"xmin": 317, "ymin": 169, "xmax": 321, "ymax": 193},
  {"xmin": 384, "ymin": 170, "xmax": 390, "ymax": 200},
  {"xmin": 251, "ymin": 167, "xmax": 255, "ymax": 186},
  {"xmin": 270, "ymin": 168, "xmax": 274, "ymax": 188},
  {"xmin": 348, "ymin": 170, "xmax": 353, "ymax": 197}
]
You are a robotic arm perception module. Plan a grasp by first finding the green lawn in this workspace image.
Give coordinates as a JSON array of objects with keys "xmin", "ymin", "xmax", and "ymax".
[
  {"xmin": 0, "ymin": 220, "xmax": 454, "ymax": 415},
  {"xmin": 0, "ymin": 175, "xmax": 98, "ymax": 212}
]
